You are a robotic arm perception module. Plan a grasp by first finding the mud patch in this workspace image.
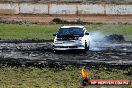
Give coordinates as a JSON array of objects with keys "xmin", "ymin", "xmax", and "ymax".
[{"xmin": 0, "ymin": 41, "xmax": 132, "ymax": 67}]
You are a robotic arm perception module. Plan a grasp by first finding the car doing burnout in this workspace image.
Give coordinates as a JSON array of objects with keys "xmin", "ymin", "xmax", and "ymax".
[{"xmin": 53, "ymin": 26, "xmax": 90, "ymax": 51}]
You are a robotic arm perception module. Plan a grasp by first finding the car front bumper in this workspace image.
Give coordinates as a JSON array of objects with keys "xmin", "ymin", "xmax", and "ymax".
[{"xmin": 53, "ymin": 43, "xmax": 85, "ymax": 50}]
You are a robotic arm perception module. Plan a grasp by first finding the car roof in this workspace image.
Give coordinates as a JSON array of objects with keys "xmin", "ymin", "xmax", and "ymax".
[{"xmin": 61, "ymin": 26, "xmax": 84, "ymax": 29}]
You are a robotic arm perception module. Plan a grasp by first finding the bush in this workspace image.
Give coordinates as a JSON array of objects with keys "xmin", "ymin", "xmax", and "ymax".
[
  {"xmin": 104, "ymin": 34, "xmax": 125, "ymax": 42},
  {"xmin": 52, "ymin": 18, "xmax": 67, "ymax": 24}
]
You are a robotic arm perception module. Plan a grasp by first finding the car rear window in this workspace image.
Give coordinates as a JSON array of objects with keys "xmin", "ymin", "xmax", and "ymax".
[{"xmin": 57, "ymin": 27, "xmax": 84, "ymax": 36}]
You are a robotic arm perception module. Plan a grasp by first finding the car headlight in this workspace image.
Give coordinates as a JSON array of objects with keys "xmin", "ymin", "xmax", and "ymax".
[
  {"xmin": 77, "ymin": 37, "xmax": 82, "ymax": 42},
  {"xmin": 77, "ymin": 40, "xmax": 83, "ymax": 45},
  {"xmin": 78, "ymin": 37, "xmax": 82, "ymax": 40}
]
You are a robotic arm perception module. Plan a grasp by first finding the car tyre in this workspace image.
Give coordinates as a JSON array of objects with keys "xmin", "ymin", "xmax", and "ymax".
[{"xmin": 84, "ymin": 41, "xmax": 88, "ymax": 52}]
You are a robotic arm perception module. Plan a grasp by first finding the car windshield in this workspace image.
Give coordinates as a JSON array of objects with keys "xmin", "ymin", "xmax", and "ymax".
[{"xmin": 57, "ymin": 27, "xmax": 84, "ymax": 36}]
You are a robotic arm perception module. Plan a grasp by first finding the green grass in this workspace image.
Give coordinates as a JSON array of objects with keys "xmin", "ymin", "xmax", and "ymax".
[
  {"xmin": 0, "ymin": 24, "xmax": 132, "ymax": 41},
  {"xmin": 0, "ymin": 67, "xmax": 131, "ymax": 88},
  {"xmin": 0, "ymin": 24, "xmax": 60, "ymax": 40}
]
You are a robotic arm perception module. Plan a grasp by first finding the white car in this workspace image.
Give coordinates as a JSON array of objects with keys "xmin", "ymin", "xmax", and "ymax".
[{"xmin": 53, "ymin": 26, "xmax": 90, "ymax": 52}]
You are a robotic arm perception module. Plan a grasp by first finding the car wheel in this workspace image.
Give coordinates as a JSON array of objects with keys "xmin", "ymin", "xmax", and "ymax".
[
  {"xmin": 84, "ymin": 41, "xmax": 88, "ymax": 51},
  {"xmin": 87, "ymin": 45, "xmax": 89, "ymax": 50},
  {"xmin": 86, "ymin": 41, "xmax": 90, "ymax": 51}
]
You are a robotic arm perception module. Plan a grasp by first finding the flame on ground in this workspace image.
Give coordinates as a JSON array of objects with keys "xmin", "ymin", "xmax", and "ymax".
[{"xmin": 81, "ymin": 67, "xmax": 88, "ymax": 78}]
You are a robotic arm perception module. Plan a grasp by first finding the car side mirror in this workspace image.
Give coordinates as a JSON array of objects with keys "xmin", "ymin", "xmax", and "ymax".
[
  {"xmin": 53, "ymin": 33, "xmax": 57, "ymax": 36},
  {"xmin": 85, "ymin": 32, "xmax": 89, "ymax": 35}
]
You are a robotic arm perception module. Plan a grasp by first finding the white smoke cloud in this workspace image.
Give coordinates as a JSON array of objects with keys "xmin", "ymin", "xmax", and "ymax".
[
  {"xmin": 89, "ymin": 31, "xmax": 106, "ymax": 51},
  {"xmin": 88, "ymin": 31, "xmax": 129, "ymax": 52}
]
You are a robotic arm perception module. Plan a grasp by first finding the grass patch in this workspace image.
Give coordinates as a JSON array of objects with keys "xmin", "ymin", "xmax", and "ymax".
[
  {"xmin": 0, "ymin": 24, "xmax": 132, "ymax": 41},
  {"xmin": 0, "ymin": 67, "xmax": 131, "ymax": 88},
  {"xmin": 0, "ymin": 24, "xmax": 60, "ymax": 40}
]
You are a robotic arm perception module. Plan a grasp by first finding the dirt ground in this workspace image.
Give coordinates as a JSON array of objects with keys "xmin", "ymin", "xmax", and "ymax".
[
  {"xmin": 0, "ymin": 14, "xmax": 132, "ymax": 24},
  {"xmin": 0, "ymin": 41, "xmax": 132, "ymax": 67}
]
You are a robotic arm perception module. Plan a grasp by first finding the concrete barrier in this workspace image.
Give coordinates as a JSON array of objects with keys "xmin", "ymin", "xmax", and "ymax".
[
  {"xmin": 79, "ymin": 4, "xmax": 105, "ymax": 14},
  {"xmin": 50, "ymin": 4, "xmax": 77, "ymax": 14},
  {"xmin": 0, "ymin": 3, "xmax": 19, "ymax": 14},
  {"xmin": 106, "ymin": 4, "xmax": 132, "ymax": 15},
  {"xmin": 0, "ymin": 3, "xmax": 131, "ymax": 15},
  {"xmin": 19, "ymin": 3, "xmax": 48, "ymax": 14}
]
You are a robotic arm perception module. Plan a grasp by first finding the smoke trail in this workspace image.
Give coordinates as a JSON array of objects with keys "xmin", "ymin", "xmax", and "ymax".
[
  {"xmin": 89, "ymin": 31, "xmax": 132, "ymax": 52},
  {"xmin": 89, "ymin": 31, "xmax": 106, "ymax": 51}
]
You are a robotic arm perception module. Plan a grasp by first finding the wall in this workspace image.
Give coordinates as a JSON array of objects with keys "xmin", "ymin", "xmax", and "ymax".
[
  {"xmin": 79, "ymin": 4, "xmax": 105, "ymax": 14},
  {"xmin": 0, "ymin": 3, "xmax": 19, "ymax": 14},
  {"xmin": 50, "ymin": 4, "xmax": 77, "ymax": 14},
  {"xmin": 19, "ymin": 3, "xmax": 48, "ymax": 14},
  {"xmin": 106, "ymin": 4, "xmax": 132, "ymax": 15},
  {"xmin": 0, "ymin": 3, "xmax": 131, "ymax": 15}
]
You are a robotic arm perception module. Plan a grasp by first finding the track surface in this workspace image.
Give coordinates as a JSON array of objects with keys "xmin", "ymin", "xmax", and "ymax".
[{"xmin": 0, "ymin": 41, "xmax": 132, "ymax": 65}]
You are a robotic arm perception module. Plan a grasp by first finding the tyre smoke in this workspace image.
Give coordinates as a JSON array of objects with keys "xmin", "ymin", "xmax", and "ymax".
[{"xmin": 89, "ymin": 31, "xmax": 106, "ymax": 51}]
